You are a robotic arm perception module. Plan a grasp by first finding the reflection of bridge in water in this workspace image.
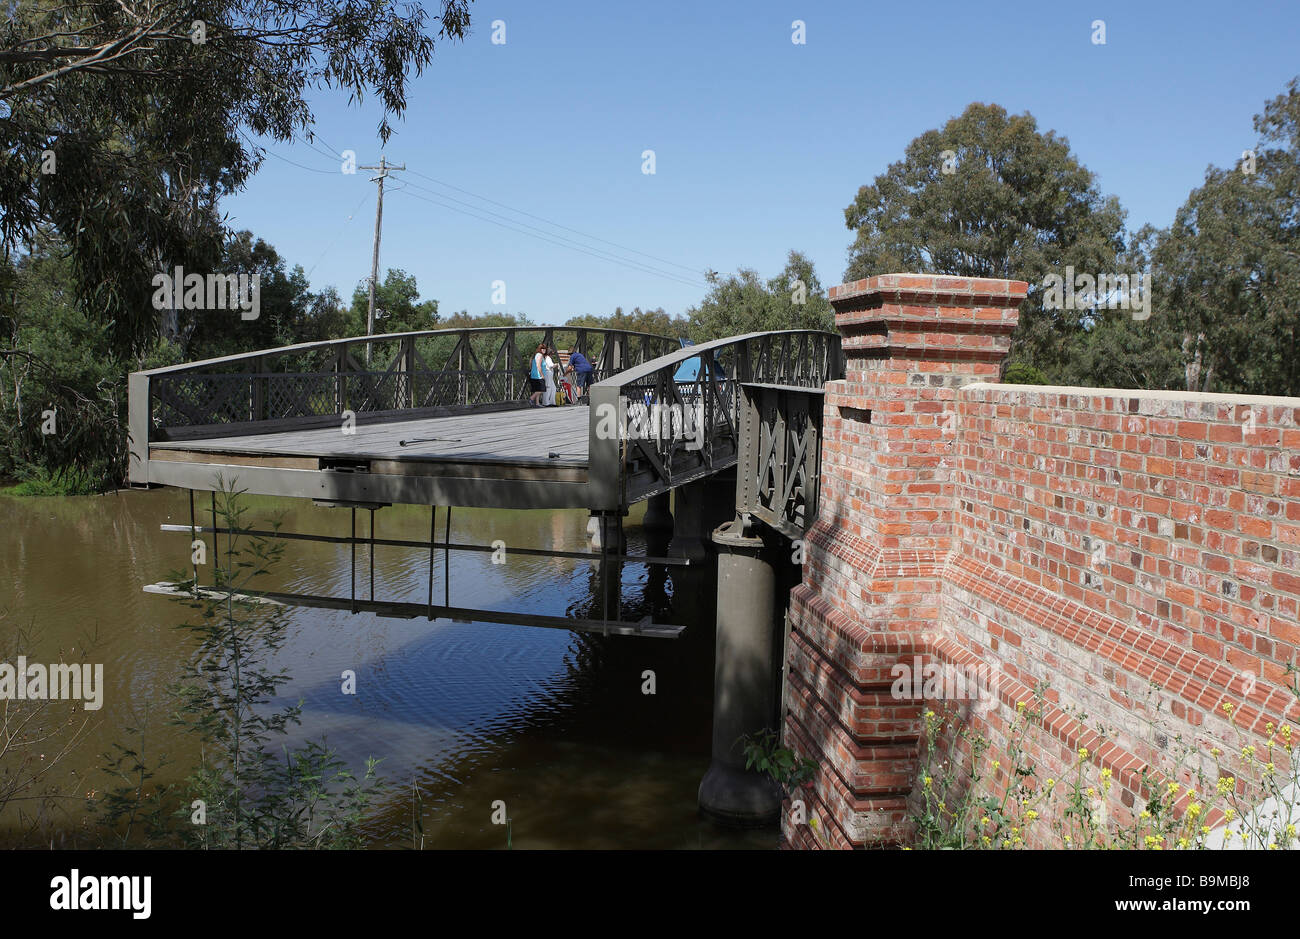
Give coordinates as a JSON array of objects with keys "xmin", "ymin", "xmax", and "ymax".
[{"xmin": 128, "ymin": 322, "xmax": 843, "ymax": 825}]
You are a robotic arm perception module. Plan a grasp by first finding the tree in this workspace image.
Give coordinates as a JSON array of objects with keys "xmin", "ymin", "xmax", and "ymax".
[
  {"xmin": 842, "ymin": 102, "xmax": 1127, "ymax": 377},
  {"xmin": 565, "ymin": 306, "xmax": 688, "ymax": 338},
  {"xmin": 349, "ymin": 268, "xmax": 439, "ymax": 335},
  {"xmin": 687, "ymin": 250, "xmax": 834, "ymax": 342},
  {"xmin": 1053, "ymin": 224, "xmax": 1186, "ymax": 392},
  {"xmin": 439, "ymin": 310, "xmax": 533, "ymax": 330},
  {"xmin": 1, "ymin": 0, "xmax": 471, "ymax": 358},
  {"xmin": 0, "ymin": 230, "xmax": 127, "ymax": 489},
  {"xmin": 1148, "ymin": 78, "xmax": 1300, "ymax": 396}
]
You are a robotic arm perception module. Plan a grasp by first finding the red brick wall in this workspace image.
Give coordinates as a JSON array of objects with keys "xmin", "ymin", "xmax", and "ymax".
[{"xmin": 783, "ymin": 274, "xmax": 1300, "ymax": 849}]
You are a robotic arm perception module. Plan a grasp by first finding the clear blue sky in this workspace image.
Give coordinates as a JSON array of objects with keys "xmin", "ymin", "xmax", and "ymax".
[{"xmin": 222, "ymin": 0, "xmax": 1300, "ymax": 324}]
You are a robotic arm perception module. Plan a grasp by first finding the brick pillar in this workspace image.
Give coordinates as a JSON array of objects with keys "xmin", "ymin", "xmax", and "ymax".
[{"xmin": 783, "ymin": 274, "xmax": 1025, "ymax": 848}]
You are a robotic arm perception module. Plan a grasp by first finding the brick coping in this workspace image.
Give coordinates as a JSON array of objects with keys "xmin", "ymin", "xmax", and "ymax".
[{"xmin": 961, "ymin": 382, "xmax": 1300, "ymax": 408}]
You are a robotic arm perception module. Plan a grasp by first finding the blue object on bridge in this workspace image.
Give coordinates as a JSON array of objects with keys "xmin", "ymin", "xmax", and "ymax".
[{"xmin": 672, "ymin": 338, "xmax": 724, "ymax": 384}]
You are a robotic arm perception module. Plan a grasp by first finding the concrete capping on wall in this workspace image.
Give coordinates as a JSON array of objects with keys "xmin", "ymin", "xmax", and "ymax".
[{"xmin": 962, "ymin": 381, "xmax": 1300, "ymax": 409}]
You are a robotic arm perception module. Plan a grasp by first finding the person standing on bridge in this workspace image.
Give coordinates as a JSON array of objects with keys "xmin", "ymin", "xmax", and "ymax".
[
  {"xmin": 542, "ymin": 345, "xmax": 558, "ymax": 407},
  {"xmin": 529, "ymin": 343, "xmax": 547, "ymax": 407},
  {"xmin": 565, "ymin": 348, "xmax": 595, "ymax": 405}
]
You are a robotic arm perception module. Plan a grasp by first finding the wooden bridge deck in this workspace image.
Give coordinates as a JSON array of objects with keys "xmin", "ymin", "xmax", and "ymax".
[
  {"xmin": 150, "ymin": 404, "xmax": 591, "ymax": 467},
  {"xmin": 144, "ymin": 405, "xmax": 598, "ymax": 510}
]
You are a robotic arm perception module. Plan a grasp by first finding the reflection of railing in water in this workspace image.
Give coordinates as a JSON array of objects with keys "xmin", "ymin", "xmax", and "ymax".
[
  {"xmin": 587, "ymin": 330, "xmax": 844, "ymax": 509},
  {"xmin": 151, "ymin": 500, "xmax": 688, "ymax": 638}
]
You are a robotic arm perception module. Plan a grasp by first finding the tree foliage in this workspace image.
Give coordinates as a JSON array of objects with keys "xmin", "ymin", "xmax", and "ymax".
[
  {"xmin": 1, "ymin": 0, "xmax": 471, "ymax": 358},
  {"xmin": 687, "ymin": 250, "xmax": 834, "ymax": 342},
  {"xmin": 1144, "ymin": 78, "xmax": 1300, "ymax": 395},
  {"xmin": 843, "ymin": 102, "xmax": 1127, "ymax": 376},
  {"xmin": 349, "ymin": 268, "xmax": 438, "ymax": 336},
  {"xmin": 565, "ymin": 305, "xmax": 688, "ymax": 338}
]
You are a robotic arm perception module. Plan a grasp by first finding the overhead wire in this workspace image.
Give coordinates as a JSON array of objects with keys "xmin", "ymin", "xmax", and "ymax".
[
  {"xmin": 239, "ymin": 134, "xmax": 712, "ymax": 290},
  {"xmin": 390, "ymin": 182, "xmax": 708, "ymax": 289},
  {"xmin": 294, "ymin": 134, "xmax": 709, "ymax": 285},
  {"xmin": 305, "ymin": 189, "xmax": 373, "ymax": 279}
]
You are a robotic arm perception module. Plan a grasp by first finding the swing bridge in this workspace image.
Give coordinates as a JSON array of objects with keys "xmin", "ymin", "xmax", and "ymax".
[{"xmin": 128, "ymin": 324, "xmax": 844, "ymax": 638}]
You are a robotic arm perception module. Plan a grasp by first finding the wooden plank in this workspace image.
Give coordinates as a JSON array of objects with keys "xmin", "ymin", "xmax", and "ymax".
[
  {"xmin": 369, "ymin": 460, "xmax": 587, "ymax": 481},
  {"xmin": 144, "ymin": 458, "xmax": 595, "ymax": 509},
  {"xmin": 150, "ymin": 449, "xmax": 320, "ymax": 470}
]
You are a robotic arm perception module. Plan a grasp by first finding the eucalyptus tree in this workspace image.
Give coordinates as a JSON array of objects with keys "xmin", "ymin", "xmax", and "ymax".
[
  {"xmin": 1, "ymin": 0, "xmax": 472, "ymax": 359},
  {"xmin": 842, "ymin": 102, "xmax": 1127, "ymax": 378},
  {"xmin": 1151, "ymin": 78, "xmax": 1300, "ymax": 396},
  {"xmin": 687, "ymin": 250, "xmax": 834, "ymax": 342}
]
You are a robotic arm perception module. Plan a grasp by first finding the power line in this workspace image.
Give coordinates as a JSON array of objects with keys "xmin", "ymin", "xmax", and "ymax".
[
  {"xmin": 397, "ymin": 174, "xmax": 707, "ymax": 285},
  {"xmin": 390, "ymin": 184, "xmax": 707, "ymax": 290},
  {"xmin": 404, "ymin": 166, "xmax": 704, "ymax": 276},
  {"xmin": 304, "ymin": 189, "xmax": 372, "ymax": 279},
  {"xmin": 306, "ymin": 132, "xmax": 345, "ymax": 160},
  {"xmin": 395, "ymin": 176, "xmax": 708, "ymax": 289},
  {"xmin": 240, "ymin": 131, "xmax": 337, "ymax": 175},
  {"xmin": 302, "ymin": 134, "xmax": 347, "ymax": 166},
  {"xmin": 241, "ymin": 134, "xmax": 713, "ymax": 290}
]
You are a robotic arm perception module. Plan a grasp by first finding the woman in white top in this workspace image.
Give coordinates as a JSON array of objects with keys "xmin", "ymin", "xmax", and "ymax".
[{"xmin": 542, "ymin": 346, "xmax": 558, "ymax": 406}]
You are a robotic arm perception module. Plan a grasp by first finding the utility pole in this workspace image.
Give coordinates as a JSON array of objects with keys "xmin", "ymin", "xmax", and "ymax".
[{"xmin": 359, "ymin": 156, "xmax": 405, "ymax": 364}]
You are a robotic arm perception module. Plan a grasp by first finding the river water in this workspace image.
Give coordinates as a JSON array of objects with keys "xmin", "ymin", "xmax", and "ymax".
[{"xmin": 0, "ymin": 488, "xmax": 776, "ymax": 849}]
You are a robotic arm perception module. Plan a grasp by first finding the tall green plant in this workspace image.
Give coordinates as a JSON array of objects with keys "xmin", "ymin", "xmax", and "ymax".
[{"xmin": 167, "ymin": 480, "xmax": 382, "ymax": 848}]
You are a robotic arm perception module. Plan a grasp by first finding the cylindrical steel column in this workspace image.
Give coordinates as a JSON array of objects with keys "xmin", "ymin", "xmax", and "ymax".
[{"xmin": 698, "ymin": 515, "xmax": 783, "ymax": 826}]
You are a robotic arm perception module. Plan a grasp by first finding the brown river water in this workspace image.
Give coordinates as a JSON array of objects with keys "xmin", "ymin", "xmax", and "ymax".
[{"xmin": 0, "ymin": 488, "xmax": 776, "ymax": 849}]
